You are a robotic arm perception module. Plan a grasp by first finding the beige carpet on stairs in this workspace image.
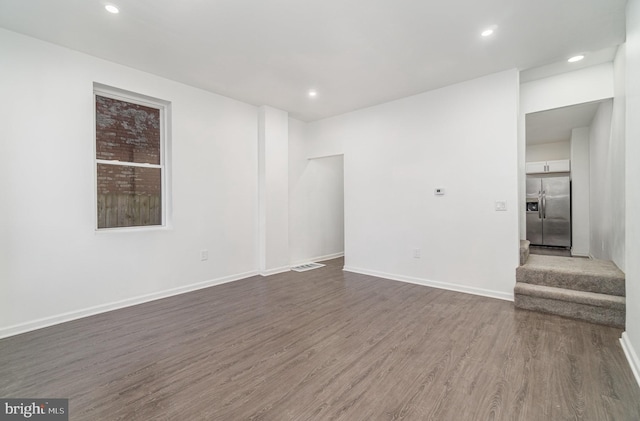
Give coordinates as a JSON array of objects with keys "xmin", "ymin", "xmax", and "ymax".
[{"xmin": 515, "ymin": 254, "xmax": 625, "ymax": 328}]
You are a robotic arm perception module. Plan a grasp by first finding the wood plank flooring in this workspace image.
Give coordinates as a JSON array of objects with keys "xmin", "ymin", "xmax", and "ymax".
[{"xmin": 1, "ymin": 258, "xmax": 639, "ymax": 420}]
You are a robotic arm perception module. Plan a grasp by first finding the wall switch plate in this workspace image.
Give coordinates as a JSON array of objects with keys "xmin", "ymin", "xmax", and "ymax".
[
  {"xmin": 200, "ymin": 249, "xmax": 209, "ymax": 261},
  {"xmin": 413, "ymin": 249, "xmax": 421, "ymax": 258},
  {"xmin": 495, "ymin": 201, "xmax": 507, "ymax": 211},
  {"xmin": 434, "ymin": 188, "xmax": 445, "ymax": 196}
]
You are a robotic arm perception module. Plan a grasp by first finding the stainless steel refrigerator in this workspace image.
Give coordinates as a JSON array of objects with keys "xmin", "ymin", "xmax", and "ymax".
[{"xmin": 526, "ymin": 175, "xmax": 571, "ymax": 247}]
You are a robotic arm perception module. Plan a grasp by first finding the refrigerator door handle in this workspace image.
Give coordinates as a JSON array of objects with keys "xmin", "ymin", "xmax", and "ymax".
[
  {"xmin": 538, "ymin": 191, "xmax": 542, "ymax": 219},
  {"xmin": 542, "ymin": 191, "xmax": 546, "ymax": 219}
]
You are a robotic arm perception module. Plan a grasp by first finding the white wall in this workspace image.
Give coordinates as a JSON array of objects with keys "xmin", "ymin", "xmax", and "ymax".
[
  {"xmin": 289, "ymin": 118, "xmax": 344, "ymax": 264},
  {"xmin": 0, "ymin": 29, "xmax": 259, "ymax": 337},
  {"xmin": 622, "ymin": 0, "xmax": 640, "ymax": 387},
  {"xmin": 588, "ymin": 99, "xmax": 626, "ymax": 268},
  {"xmin": 258, "ymin": 106, "xmax": 290, "ymax": 274},
  {"xmin": 526, "ymin": 141, "xmax": 570, "ymax": 162},
  {"xmin": 307, "ymin": 70, "xmax": 520, "ymax": 299},
  {"xmin": 520, "ymin": 63, "xmax": 614, "ymax": 114},
  {"xmin": 610, "ymin": 47, "xmax": 627, "ymax": 270},
  {"xmin": 589, "ymin": 101, "xmax": 614, "ymax": 260},
  {"xmin": 570, "ymin": 127, "xmax": 590, "ymax": 256}
]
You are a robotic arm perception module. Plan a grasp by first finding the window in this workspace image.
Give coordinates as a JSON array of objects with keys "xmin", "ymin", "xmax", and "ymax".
[{"xmin": 94, "ymin": 85, "xmax": 169, "ymax": 229}]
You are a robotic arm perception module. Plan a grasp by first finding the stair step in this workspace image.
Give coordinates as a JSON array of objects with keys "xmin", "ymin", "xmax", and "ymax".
[
  {"xmin": 516, "ymin": 254, "xmax": 625, "ymax": 296},
  {"xmin": 514, "ymin": 283, "xmax": 625, "ymax": 328},
  {"xmin": 514, "ymin": 283, "xmax": 625, "ymax": 309},
  {"xmin": 519, "ymin": 240, "xmax": 530, "ymax": 266}
]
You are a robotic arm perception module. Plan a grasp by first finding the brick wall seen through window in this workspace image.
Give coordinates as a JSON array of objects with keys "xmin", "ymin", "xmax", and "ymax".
[{"xmin": 95, "ymin": 91, "xmax": 166, "ymax": 229}]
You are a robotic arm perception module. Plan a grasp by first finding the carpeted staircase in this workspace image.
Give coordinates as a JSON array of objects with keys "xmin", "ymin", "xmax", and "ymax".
[{"xmin": 515, "ymin": 242, "xmax": 625, "ymax": 328}]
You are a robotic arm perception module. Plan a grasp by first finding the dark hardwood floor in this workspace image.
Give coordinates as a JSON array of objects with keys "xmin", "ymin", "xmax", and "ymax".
[
  {"xmin": 1, "ymin": 258, "xmax": 639, "ymax": 420},
  {"xmin": 529, "ymin": 245, "xmax": 573, "ymax": 257}
]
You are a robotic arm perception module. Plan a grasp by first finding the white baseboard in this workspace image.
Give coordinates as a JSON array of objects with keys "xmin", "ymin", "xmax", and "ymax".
[
  {"xmin": 620, "ymin": 332, "xmax": 640, "ymax": 388},
  {"xmin": 313, "ymin": 251, "xmax": 345, "ymax": 262},
  {"xmin": 290, "ymin": 252, "xmax": 344, "ymax": 267},
  {"xmin": 0, "ymin": 270, "xmax": 259, "ymax": 339},
  {"xmin": 571, "ymin": 249, "xmax": 590, "ymax": 258},
  {"xmin": 260, "ymin": 266, "xmax": 291, "ymax": 276},
  {"xmin": 343, "ymin": 266, "xmax": 514, "ymax": 302}
]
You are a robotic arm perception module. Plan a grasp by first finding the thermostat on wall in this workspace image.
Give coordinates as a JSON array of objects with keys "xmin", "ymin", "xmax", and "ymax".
[{"xmin": 434, "ymin": 188, "xmax": 445, "ymax": 196}]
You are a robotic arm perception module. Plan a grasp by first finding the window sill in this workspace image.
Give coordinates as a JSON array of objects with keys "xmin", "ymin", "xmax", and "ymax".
[{"xmin": 94, "ymin": 224, "xmax": 172, "ymax": 234}]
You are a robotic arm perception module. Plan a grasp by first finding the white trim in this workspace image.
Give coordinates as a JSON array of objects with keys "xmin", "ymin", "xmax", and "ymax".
[
  {"xmin": 96, "ymin": 160, "xmax": 162, "ymax": 169},
  {"xmin": 570, "ymin": 248, "xmax": 590, "ymax": 258},
  {"xmin": 93, "ymin": 83, "xmax": 170, "ymax": 109},
  {"xmin": 260, "ymin": 266, "xmax": 291, "ymax": 277},
  {"xmin": 620, "ymin": 332, "xmax": 640, "ymax": 388},
  {"xmin": 0, "ymin": 270, "xmax": 258, "ymax": 339},
  {"xmin": 94, "ymin": 224, "xmax": 173, "ymax": 234},
  {"xmin": 342, "ymin": 266, "xmax": 514, "ymax": 302},
  {"xmin": 307, "ymin": 153, "xmax": 344, "ymax": 161},
  {"xmin": 290, "ymin": 252, "xmax": 344, "ymax": 267}
]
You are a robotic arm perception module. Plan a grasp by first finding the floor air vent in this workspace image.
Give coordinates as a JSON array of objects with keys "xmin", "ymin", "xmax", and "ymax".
[{"xmin": 291, "ymin": 262, "xmax": 325, "ymax": 272}]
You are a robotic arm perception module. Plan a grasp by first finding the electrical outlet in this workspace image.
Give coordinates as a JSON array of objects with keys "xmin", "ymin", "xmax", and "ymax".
[
  {"xmin": 200, "ymin": 249, "xmax": 209, "ymax": 261},
  {"xmin": 413, "ymin": 249, "xmax": 421, "ymax": 259}
]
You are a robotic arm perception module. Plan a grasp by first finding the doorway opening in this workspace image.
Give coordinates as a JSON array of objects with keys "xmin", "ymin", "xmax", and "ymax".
[
  {"xmin": 523, "ymin": 98, "xmax": 617, "ymax": 259},
  {"xmin": 289, "ymin": 154, "xmax": 345, "ymax": 266}
]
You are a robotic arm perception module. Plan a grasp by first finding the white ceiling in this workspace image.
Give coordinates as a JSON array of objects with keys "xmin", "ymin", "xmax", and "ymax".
[
  {"xmin": 0, "ymin": 0, "xmax": 627, "ymax": 121},
  {"xmin": 526, "ymin": 101, "xmax": 605, "ymax": 145}
]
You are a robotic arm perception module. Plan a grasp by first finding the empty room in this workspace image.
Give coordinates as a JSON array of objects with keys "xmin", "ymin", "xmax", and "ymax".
[{"xmin": 1, "ymin": 0, "xmax": 640, "ymax": 419}]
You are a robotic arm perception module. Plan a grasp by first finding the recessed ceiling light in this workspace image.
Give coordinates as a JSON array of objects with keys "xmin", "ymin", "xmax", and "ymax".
[
  {"xmin": 308, "ymin": 90, "xmax": 317, "ymax": 98},
  {"xmin": 568, "ymin": 55, "xmax": 585, "ymax": 63},
  {"xmin": 481, "ymin": 28, "xmax": 494, "ymax": 37},
  {"xmin": 105, "ymin": 4, "xmax": 119, "ymax": 14}
]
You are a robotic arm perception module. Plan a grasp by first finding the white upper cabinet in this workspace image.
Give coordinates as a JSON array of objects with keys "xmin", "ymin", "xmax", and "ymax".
[
  {"xmin": 546, "ymin": 159, "xmax": 571, "ymax": 172},
  {"xmin": 526, "ymin": 159, "xmax": 570, "ymax": 174},
  {"xmin": 525, "ymin": 161, "xmax": 547, "ymax": 174}
]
